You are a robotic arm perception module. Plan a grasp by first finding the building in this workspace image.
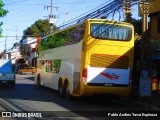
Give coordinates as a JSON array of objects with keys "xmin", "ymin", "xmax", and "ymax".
[
  {"xmin": 5, "ymin": 44, "xmax": 23, "ymax": 64},
  {"xmin": 144, "ymin": 0, "xmax": 160, "ymax": 71},
  {"xmin": 138, "ymin": 0, "xmax": 160, "ymax": 83},
  {"xmin": 139, "ymin": 0, "xmax": 160, "ymax": 59},
  {"xmin": 148, "ymin": 0, "xmax": 160, "ymax": 60},
  {"xmin": 21, "ymin": 37, "xmax": 40, "ymax": 67}
]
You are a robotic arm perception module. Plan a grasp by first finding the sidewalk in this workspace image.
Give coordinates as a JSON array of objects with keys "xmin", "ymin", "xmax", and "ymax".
[
  {"xmin": 122, "ymin": 91, "xmax": 160, "ymax": 111},
  {"xmin": 138, "ymin": 91, "xmax": 160, "ymax": 111}
]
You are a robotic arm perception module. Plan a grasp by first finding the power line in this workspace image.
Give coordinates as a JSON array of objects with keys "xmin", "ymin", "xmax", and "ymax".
[
  {"xmin": 57, "ymin": 0, "xmax": 121, "ymax": 28},
  {"xmin": 3, "ymin": 2, "xmax": 105, "ymax": 24},
  {"xmin": 5, "ymin": 3, "xmax": 46, "ymax": 6},
  {"xmin": 56, "ymin": 0, "xmax": 111, "ymax": 27},
  {"xmin": 9, "ymin": 7, "xmax": 43, "ymax": 20},
  {"xmin": 20, "ymin": 0, "xmax": 139, "ymax": 44},
  {"xmin": 5, "ymin": 0, "xmax": 107, "ymax": 5},
  {"xmin": 2, "ymin": 19, "xmax": 38, "ymax": 23},
  {"xmin": 57, "ymin": 0, "xmax": 138, "ymax": 29},
  {"xmin": 2, "ymin": 0, "xmax": 139, "ymax": 44},
  {"xmin": 4, "ymin": 0, "xmax": 34, "ymax": 5},
  {"xmin": 55, "ymin": 0, "xmax": 107, "ymax": 4}
]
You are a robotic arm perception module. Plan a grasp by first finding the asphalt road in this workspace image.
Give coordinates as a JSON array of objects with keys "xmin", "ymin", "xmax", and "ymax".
[{"xmin": 0, "ymin": 74, "xmax": 159, "ymax": 120}]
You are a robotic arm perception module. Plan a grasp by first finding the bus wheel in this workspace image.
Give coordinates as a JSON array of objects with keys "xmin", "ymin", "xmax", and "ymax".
[
  {"xmin": 64, "ymin": 81, "xmax": 70, "ymax": 98},
  {"xmin": 58, "ymin": 81, "xmax": 64, "ymax": 97}
]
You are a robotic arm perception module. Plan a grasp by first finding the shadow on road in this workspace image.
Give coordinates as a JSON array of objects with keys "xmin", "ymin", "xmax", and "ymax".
[{"xmin": 0, "ymin": 75, "xmax": 155, "ymax": 119}]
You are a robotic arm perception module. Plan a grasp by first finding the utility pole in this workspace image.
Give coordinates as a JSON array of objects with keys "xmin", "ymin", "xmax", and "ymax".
[
  {"xmin": 63, "ymin": 13, "xmax": 68, "ymax": 28},
  {"xmin": 139, "ymin": 0, "xmax": 151, "ymax": 98},
  {"xmin": 49, "ymin": 0, "xmax": 54, "ymax": 33},
  {"xmin": 15, "ymin": 26, "xmax": 18, "ymax": 59},
  {"xmin": 123, "ymin": 0, "xmax": 132, "ymax": 23},
  {"xmin": 44, "ymin": 0, "xmax": 57, "ymax": 34},
  {"xmin": 4, "ymin": 36, "xmax": 7, "ymax": 59},
  {"xmin": 16, "ymin": 26, "xmax": 18, "ymax": 43}
]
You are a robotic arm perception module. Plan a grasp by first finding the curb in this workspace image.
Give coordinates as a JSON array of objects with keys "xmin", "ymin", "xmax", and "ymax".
[{"xmin": 0, "ymin": 98, "xmax": 21, "ymax": 111}]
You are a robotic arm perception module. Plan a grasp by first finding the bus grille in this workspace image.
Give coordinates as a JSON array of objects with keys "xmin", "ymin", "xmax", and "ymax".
[{"xmin": 90, "ymin": 54, "xmax": 129, "ymax": 69}]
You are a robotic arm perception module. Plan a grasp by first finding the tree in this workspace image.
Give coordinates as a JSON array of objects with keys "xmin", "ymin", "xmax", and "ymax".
[
  {"xmin": 38, "ymin": 31, "xmax": 67, "ymax": 51},
  {"xmin": 22, "ymin": 19, "xmax": 57, "ymax": 39},
  {"xmin": 132, "ymin": 18, "xmax": 142, "ymax": 35},
  {"xmin": 20, "ymin": 19, "xmax": 57, "ymax": 55},
  {"xmin": 0, "ymin": 0, "xmax": 8, "ymax": 37}
]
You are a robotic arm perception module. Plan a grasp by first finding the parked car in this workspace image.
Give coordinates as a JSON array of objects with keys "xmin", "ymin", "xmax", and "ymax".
[
  {"xmin": 0, "ymin": 59, "xmax": 16, "ymax": 88},
  {"xmin": 18, "ymin": 66, "xmax": 36, "ymax": 74}
]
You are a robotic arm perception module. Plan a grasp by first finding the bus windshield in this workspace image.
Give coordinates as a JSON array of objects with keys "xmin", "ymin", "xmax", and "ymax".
[{"xmin": 90, "ymin": 23, "xmax": 131, "ymax": 41}]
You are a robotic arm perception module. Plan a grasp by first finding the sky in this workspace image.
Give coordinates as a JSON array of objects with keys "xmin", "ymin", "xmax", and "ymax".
[{"xmin": 0, "ymin": 0, "xmax": 140, "ymax": 52}]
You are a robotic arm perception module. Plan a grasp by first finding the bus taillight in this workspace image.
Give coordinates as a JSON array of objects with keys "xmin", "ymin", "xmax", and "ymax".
[{"xmin": 82, "ymin": 68, "xmax": 88, "ymax": 82}]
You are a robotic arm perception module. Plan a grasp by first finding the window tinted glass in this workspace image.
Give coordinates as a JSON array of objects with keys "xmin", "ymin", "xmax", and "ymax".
[
  {"xmin": 90, "ymin": 23, "xmax": 131, "ymax": 41},
  {"xmin": 39, "ymin": 24, "xmax": 85, "ymax": 51}
]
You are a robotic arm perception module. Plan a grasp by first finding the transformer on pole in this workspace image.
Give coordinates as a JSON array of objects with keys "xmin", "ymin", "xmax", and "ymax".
[{"xmin": 44, "ymin": 0, "xmax": 58, "ymax": 33}]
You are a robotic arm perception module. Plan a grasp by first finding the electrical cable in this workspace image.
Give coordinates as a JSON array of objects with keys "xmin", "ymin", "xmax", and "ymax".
[
  {"xmin": 18, "ymin": 0, "xmax": 139, "ymax": 44},
  {"xmin": 57, "ymin": 0, "xmax": 112, "ymax": 28},
  {"xmin": 4, "ymin": 0, "xmax": 35, "ymax": 5},
  {"xmin": 57, "ymin": 0, "xmax": 122, "ymax": 28},
  {"xmin": 58, "ymin": 0, "xmax": 138, "ymax": 29},
  {"xmin": 2, "ymin": 0, "xmax": 139, "ymax": 48}
]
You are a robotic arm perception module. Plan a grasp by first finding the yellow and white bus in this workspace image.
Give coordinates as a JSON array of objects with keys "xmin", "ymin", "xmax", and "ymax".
[{"xmin": 34, "ymin": 19, "xmax": 134, "ymax": 98}]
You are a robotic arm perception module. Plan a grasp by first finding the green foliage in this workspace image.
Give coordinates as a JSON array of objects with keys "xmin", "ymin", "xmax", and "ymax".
[
  {"xmin": 51, "ymin": 60, "xmax": 61, "ymax": 73},
  {"xmin": 0, "ymin": 0, "xmax": 8, "ymax": 37},
  {"xmin": 38, "ymin": 23, "xmax": 85, "ymax": 52},
  {"xmin": 38, "ymin": 31, "xmax": 67, "ymax": 51},
  {"xmin": 23, "ymin": 19, "xmax": 56, "ymax": 38},
  {"xmin": 132, "ymin": 18, "xmax": 142, "ymax": 35},
  {"xmin": 0, "ymin": 0, "xmax": 8, "ymax": 17},
  {"xmin": 21, "ymin": 19, "xmax": 57, "ymax": 55}
]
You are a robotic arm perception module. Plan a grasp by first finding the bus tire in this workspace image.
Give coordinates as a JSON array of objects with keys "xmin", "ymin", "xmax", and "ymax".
[
  {"xmin": 64, "ymin": 80, "xmax": 71, "ymax": 98},
  {"xmin": 58, "ymin": 80, "xmax": 65, "ymax": 97}
]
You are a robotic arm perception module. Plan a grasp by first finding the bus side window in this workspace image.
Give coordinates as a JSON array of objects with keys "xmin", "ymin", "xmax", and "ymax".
[
  {"xmin": 51, "ymin": 60, "xmax": 61, "ymax": 73},
  {"xmin": 46, "ymin": 60, "xmax": 51, "ymax": 72},
  {"xmin": 40, "ymin": 61, "xmax": 44, "ymax": 71}
]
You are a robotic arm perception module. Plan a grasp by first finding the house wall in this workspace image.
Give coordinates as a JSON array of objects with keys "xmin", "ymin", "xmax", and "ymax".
[
  {"xmin": 22, "ymin": 37, "xmax": 37, "ymax": 66},
  {"xmin": 150, "ymin": 14, "xmax": 160, "ymax": 40}
]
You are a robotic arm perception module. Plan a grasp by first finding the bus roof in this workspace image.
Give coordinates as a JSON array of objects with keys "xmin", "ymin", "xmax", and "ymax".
[
  {"xmin": 86, "ymin": 19, "xmax": 133, "ymax": 26},
  {"xmin": 41, "ymin": 18, "xmax": 133, "ymax": 40}
]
